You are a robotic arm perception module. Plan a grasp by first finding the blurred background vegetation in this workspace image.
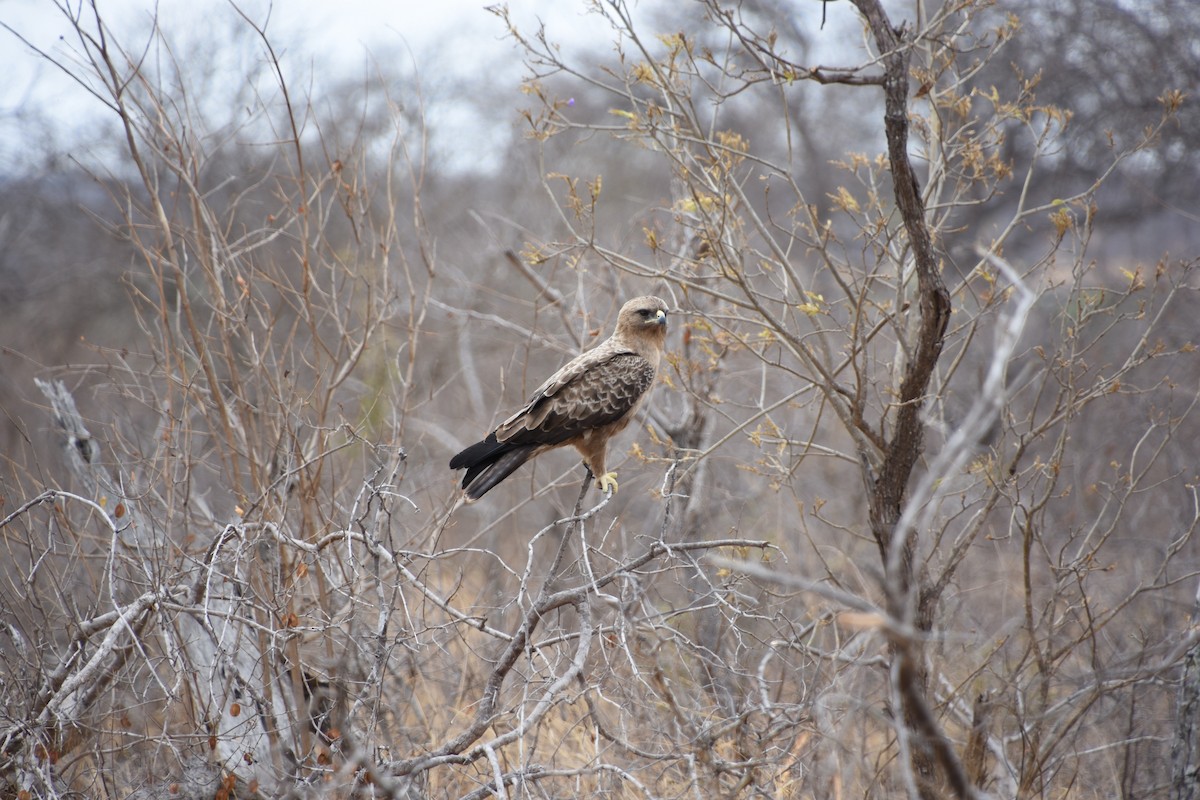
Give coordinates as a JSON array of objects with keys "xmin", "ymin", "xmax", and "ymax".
[{"xmin": 1, "ymin": 1, "xmax": 1198, "ymax": 798}]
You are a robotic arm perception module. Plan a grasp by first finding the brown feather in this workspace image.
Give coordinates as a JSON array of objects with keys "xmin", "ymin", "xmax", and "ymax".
[{"xmin": 450, "ymin": 296, "xmax": 669, "ymax": 500}]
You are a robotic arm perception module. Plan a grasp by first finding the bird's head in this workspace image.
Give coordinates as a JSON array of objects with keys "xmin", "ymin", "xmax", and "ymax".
[{"xmin": 616, "ymin": 296, "xmax": 668, "ymax": 341}]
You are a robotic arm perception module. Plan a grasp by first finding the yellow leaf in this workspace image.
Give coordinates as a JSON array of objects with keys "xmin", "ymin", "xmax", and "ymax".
[
  {"xmin": 1120, "ymin": 267, "xmax": 1145, "ymax": 291},
  {"xmin": 830, "ymin": 186, "xmax": 860, "ymax": 213},
  {"xmin": 643, "ymin": 227, "xmax": 658, "ymax": 251},
  {"xmin": 1049, "ymin": 207, "xmax": 1072, "ymax": 237}
]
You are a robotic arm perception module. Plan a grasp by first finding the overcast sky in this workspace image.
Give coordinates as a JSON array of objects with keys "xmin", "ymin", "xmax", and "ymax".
[
  {"xmin": 0, "ymin": 0, "xmax": 869, "ymax": 176},
  {"xmin": 2, "ymin": 0, "xmax": 518, "ymax": 92},
  {"xmin": 0, "ymin": 0, "xmax": 613, "ymax": 173}
]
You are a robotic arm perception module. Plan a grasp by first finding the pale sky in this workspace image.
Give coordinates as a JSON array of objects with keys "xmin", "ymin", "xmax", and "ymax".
[
  {"xmin": 0, "ymin": 0, "xmax": 866, "ymax": 175},
  {"xmin": 2, "ymin": 0, "xmax": 515, "ymax": 84},
  {"xmin": 0, "ymin": 0, "xmax": 607, "ymax": 172}
]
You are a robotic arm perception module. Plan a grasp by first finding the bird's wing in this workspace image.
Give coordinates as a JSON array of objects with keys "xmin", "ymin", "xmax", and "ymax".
[{"xmin": 494, "ymin": 350, "xmax": 656, "ymax": 447}]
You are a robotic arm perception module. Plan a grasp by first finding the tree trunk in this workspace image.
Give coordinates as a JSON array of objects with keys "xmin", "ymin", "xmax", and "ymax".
[
  {"xmin": 848, "ymin": 2, "xmax": 953, "ymax": 795},
  {"xmin": 1172, "ymin": 580, "xmax": 1200, "ymax": 799}
]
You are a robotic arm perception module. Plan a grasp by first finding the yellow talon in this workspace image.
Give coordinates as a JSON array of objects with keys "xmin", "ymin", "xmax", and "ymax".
[{"xmin": 597, "ymin": 472, "xmax": 619, "ymax": 495}]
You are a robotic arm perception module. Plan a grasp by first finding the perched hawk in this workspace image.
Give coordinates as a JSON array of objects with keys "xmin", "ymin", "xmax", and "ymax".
[{"xmin": 450, "ymin": 296, "xmax": 669, "ymax": 501}]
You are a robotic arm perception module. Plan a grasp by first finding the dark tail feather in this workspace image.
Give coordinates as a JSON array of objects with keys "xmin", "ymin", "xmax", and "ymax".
[{"xmin": 450, "ymin": 434, "xmax": 537, "ymax": 500}]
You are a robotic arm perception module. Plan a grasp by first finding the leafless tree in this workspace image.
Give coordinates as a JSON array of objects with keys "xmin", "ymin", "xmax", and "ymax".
[
  {"xmin": 496, "ymin": 0, "xmax": 1199, "ymax": 796},
  {"xmin": 2, "ymin": 1, "xmax": 1198, "ymax": 799}
]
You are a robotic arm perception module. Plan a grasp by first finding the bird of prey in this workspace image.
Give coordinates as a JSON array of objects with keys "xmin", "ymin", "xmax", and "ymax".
[{"xmin": 450, "ymin": 296, "xmax": 669, "ymax": 501}]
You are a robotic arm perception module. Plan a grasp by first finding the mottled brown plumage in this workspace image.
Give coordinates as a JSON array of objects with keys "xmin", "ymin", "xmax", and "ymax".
[{"xmin": 450, "ymin": 296, "xmax": 669, "ymax": 501}]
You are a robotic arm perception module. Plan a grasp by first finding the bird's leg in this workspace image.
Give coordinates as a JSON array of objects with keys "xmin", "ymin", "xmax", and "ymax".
[
  {"xmin": 597, "ymin": 472, "xmax": 619, "ymax": 495},
  {"xmin": 583, "ymin": 459, "xmax": 618, "ymax": 495}
]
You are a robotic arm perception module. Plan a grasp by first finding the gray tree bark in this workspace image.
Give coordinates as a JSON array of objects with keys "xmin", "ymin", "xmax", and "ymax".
[{"xmin": 1172, "ymin": 580, "xmax": 1200, "ymax": 800}]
